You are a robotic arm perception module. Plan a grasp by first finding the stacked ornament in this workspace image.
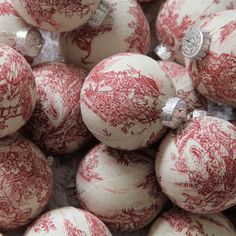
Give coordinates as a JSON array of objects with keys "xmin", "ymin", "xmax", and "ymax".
[{"xmin": 0, "ymin": 0, "xmax": 235, "ymax": 235}]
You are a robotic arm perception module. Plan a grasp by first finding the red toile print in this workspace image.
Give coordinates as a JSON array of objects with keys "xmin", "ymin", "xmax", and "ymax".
[
  {"xmin": 188, "ymin": 52, "xmax": 236, "ymax": 105},
  {"xmin": 78, "ymin": 145, "xmax": 103, "ymax": 182},
  {"xmin": 220, "ymin": 20, "xmax": 236, "ymax": 43},
  {"xmin": 33, "ymin": 212, "xmax": 57, "ymax": 233},
  {"xmin": 172, "ymin": 117, "xmax": 236, "ymax": 213},
  {"xmin": 85, "ymin": 211, "xmax": 110, "ymax": 236},
  {"xmin": 0, "ymin": 43, "xmax": 36, "ymax": 137},
  {"xmin": 156, "ymin": 0, "xmax": 194, "ymax": 48},
  {"xmin": 82, "ymin": 61, "xmax": 162, "ymax": 134},
  {"xmin": 64, "ymin": 219, "xmax": 86, "ymax": 236},
  {"xmin": 96, "ymin": 204, "xmax": 159, "ymax": 231},
  {"xmin": 125, "ymin": 0, "xmax": 150, "ymax": 53},
  {"xmin": 0, "ymin": 1, "xmax": 19, "ymax": 16},
  {"xmin": 19, "ymin": 0, "xmax": 96, "ymax": 28},
  {"xmin": 0, "ymin": 134, "xmax": 52, "ymax": 230}
]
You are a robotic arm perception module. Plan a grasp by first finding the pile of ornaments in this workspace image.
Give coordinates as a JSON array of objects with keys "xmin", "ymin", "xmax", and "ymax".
[{"xmin": 0, "ymin": 0, "xmax": 235, "ymax": 235}]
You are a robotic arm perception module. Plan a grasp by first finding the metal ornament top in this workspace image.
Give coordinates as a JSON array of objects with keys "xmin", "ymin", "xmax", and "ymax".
[
  {"xmin": 88, "ymin": 0, "xmax": 110, "ymax": 28},
  {"xmin": 181, "ymin": 28, "xmax": 211, "ymax": 60},
  {"xmin": 15, "ymin": 27, "xmax": 45, "ymax": 58},
  {"xmin": 154, "ymin": 44, "xmax": 172, "ymax": 61}
]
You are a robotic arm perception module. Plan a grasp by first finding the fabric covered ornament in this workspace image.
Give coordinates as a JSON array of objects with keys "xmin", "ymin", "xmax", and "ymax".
[
  {"xmin": 76, "ymin": 143, "xmax": 167, "ymax": 232},
  {"xmin": 80, "ymin": 53, "xmax": 176, "ymax": 150},
  {"xmin": 11, "ymin": 0, "xmax": 101, "ymax": 32},
  {"xmin": 158, "ymin": 61, "xmax": 206, "ymax": 112},
  {"xmin": 0, "ymin": 134, "xmax": 52, "ymax": 230},
  {"xmin": 148, "ymin": 208, "xmax": 236, "ymax": 236},
  {"xmin": 156, "ymin": 116, "xmax": 236, "ymax": 214},
  {"xmin": 22, "ymin": 62, "xmax": 91, "ymax": 155},
  {"xmin": 24, "ymin": 207, "xmax": 112, "ymax": 236},
  {"xmin": 183, "ymin": 10, "xmax": 236, "ymax": 106},
  {"xmin": 0, "ymin": 42, "xmax": 36, "ymax": 138},
  {"xmin": 156, "ymin": 0, "xmax": 236, "ymax": 64},
  {"xmin": 60, "ymin": 0, "xmax": 150, "ymax": 71}
]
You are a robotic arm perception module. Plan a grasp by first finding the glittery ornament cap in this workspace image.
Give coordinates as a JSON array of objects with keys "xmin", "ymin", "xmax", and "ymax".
[{"xmin": 15, "ymin": 27, "xmax": 45, "ymax": 58}]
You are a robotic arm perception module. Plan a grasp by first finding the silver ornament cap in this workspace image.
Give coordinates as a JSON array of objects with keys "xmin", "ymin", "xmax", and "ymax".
[
  {"xmin": 15, "ymin": 27, "xmax": 45, "ymax": 58},
  {"xmin": 161, "ymin": 97, "xmax": 188, "ymax": 129},
  {"xmin": 181, "ymin": 28, "xmax": 211, "ymax": 60},
  {"xmin": 88, "ymin": 0, "xmax": 110, "ymax": 28},
  {"xmin": 154, "ymin": 44, "xmax": 172, "ymax": 61}
]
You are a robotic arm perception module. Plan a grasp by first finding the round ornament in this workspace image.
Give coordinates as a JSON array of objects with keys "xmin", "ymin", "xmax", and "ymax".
[
  {"xmin": 0, "ymin": 134, "xmax": 52, "ymax": 230},
  {"xmin": 24, "ymin": 207, "xmax": 112, "ymax": 236},
  {"xmin": 184, "ymin": 10, "xmax": 236, "ymax": 106},
  {"xmin": 156, "ymin": 116, "xmax": 236, "ymax": 214},
  {"xmin": 11, "ymin": 0, "xmax": 101, "ymax": 32},
  {"xmin": 158, "ymin": 61, "xmax": 206, "ymax": 112},
  {"xmin": 22, "ymin": 62, "xmax": 91, "ymax": 155},
  {"xmin": 76, "ymin": 144, "xmax": 167, "ymax": 232},
  {"xmin": 148, "ymin": 208, "xmax": 236, "ymax": 236},
  {"xmin": 0, "ymin": 0, "xmax": 44, "ymax": 59},
  {"xmin": 156, "ymin": 0, "xmax": 236, "ymax": 64},
  {"xmin": 0, "ymin": 42, "xmax": 36, "ymax": 138},
  {"xmin": 60, "ymin": 0, "xmax": 150, "ymax": 71},
  {"xmin": 80, "ymin": 53, "xmax": 176, "ymax": 150}
]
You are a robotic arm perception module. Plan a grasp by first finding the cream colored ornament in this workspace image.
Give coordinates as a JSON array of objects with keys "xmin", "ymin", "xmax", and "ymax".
[
  {"xmin": 80, "ymin": 53, "xmax": 176, "ymax": 150},
  {"xmin": 148, "ymin": 208, "xmax": 236, "ymax": 236},
  {"xmin": 60, "ymin": 0, "xmax": 150, "ymax": 71},
  {"xmin": 156, "ymin": 116, "xmax": 236, "ymax": 214},
  {"xmin": 158, "ymin": 61, "xmax": 206, "ymax": 112},
  {"xmin": 156, "ymin": 0, "xmax": 236, "ymax": 64},
  {"xmin": 76, "ymin": 144, "xmax": 167, "ymax": 232},
  {"xmin": 22, "ymin": 62, "xmax": 91, "ymax": 155},
  {"xmin": 0, "ymin": 42, "xmax": 37, "ymax": 138},
  {"xmin": 24, "ymin": 207, "xmax": 112, "ymax": 236},
  {"xmin": 184, "ymin": 10, "xmax": 236, "ymax": 106},
  {"xmin": 11, "ymin": 0, "xmax": 101, "ymax": 32},
  {"xmin": 0, "ymin": 134, "xmax": 52, "ymax": 230}
]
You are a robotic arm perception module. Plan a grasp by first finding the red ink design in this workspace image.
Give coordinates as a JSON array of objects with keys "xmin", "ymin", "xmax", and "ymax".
[
  {"xmin": 33, "ymin": 213, "xmax": 57, "ymax": 233},
  {"xmin": 220, "ymin": 20, "xmax": 236, "ymax": 43},
  {"xmin": 0, "ymin": 1, "xmax": 19, "ymax": 16},
  {"xmin": 64, "ymin": 219, "xmax": 86, "ymax": 236}
]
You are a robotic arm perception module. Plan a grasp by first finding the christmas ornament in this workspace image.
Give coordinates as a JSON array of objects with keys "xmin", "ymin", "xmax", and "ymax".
[
  {"xmin": 80, "ymin": 53, "xmax": 176, "ymax": 150},
  {"xmin": 76, "ymin": 144, "xmax": 167, "ymax": 232},
  {"xmin": 0, "ymin": 134, "xmax": 52, "ymax": 230},
  {"xmin": 11, "ymin": 0, "xmax": 105, "ymax": 32},
  {"xmin": 22, "ymin": 62, "xmax": 91, "ymax": 155},
  {"xmin": 182, "ymin": 10, "xmax": 236, "ymax": 106},
  {"xmin": 156, "ymin": 116, "xmax": 236, "ymax": 214},
  {"xmin": 0, "ymin": 0, "xmax": 44, "ymax": 58},
  {"xmin": 0, "ymin": 42, "xmax": 37, "ymax": 138},
  {"xmin": 60, "ymin": 0, "xmax": 150, "ymax": 71},
  {"xmin": 148, "ymin": 208, "xmax": 236, "ymax": 236},
  {"xmin": 155, "ymin": 0, "xmax": 236, "ymax": 64},
  {"xmin": 158, "ymin": 61, "xmax": 206, "ymax": 112},
  {"xmin": 24, "ymin": 207, "xmax": 112, "ymax": 235}
]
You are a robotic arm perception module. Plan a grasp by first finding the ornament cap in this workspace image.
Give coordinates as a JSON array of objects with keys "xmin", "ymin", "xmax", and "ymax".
[
  {"xmin": 154, "ymin": 44, "xmax": 172, "ymax": 61},
  {"xmin": 189, "ymin": 109, "xmax": 208, "ymax": 119},
  {"xmin": 15, "ymin": 27, "xmax": 45, "ymax": 58},
  {"xmin": 181, "ymin": 28, "xmax": 211, "ymax": 60},
  {"xmin": 161, "ymin": 97, "xmax": 188, "ymax": 129},
  {"xmin": 88, "ymin": 0, "xmax": 110, "ymax": 28}
]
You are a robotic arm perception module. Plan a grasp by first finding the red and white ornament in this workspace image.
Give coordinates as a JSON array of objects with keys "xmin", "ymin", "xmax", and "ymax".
[
  {"xmin": 22, "ymin": 62, "xmax": 91, "ymax": 155},
  {"xmin": 24, "ymin": 207, "xmax": 112, "ymax": 236},
  {"xmin": 158, "ymin": 61, "xmax": 206, "ymax": 112},
  {"xmin": 156, "ymin": 116, "xmax": 236, "ymax": 214},
  {"xmin": 80, "ymin": 53, "xmax": 176, "ymax": 150},
  {"xmin": 0, "ymin": 134, "xmax": 52, "ymax": 230},
  {"xmin": 148, "ymin": 208, "xmax": 236, "ymax": 236},
  {"xmin": 185, "ymin": 10, "xmax": 236, "ymax": 106},
  {"xmin": 60, "ymin": 0, "xmax": 150, "ymax": 71},
  {"xmin": 0, "ymin": 43, "xmax": 36, "ymax": 138},
  {"xmin": 156, "ymin": 0, "xmax": 236, "ymax": 64},
  {"xmin": 76, "ymin": 144, "xmax": 167, "ymax": 232},
  {"xmin": 11, "ymin": 0, "xmax": 101, "ymax": 32}
]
